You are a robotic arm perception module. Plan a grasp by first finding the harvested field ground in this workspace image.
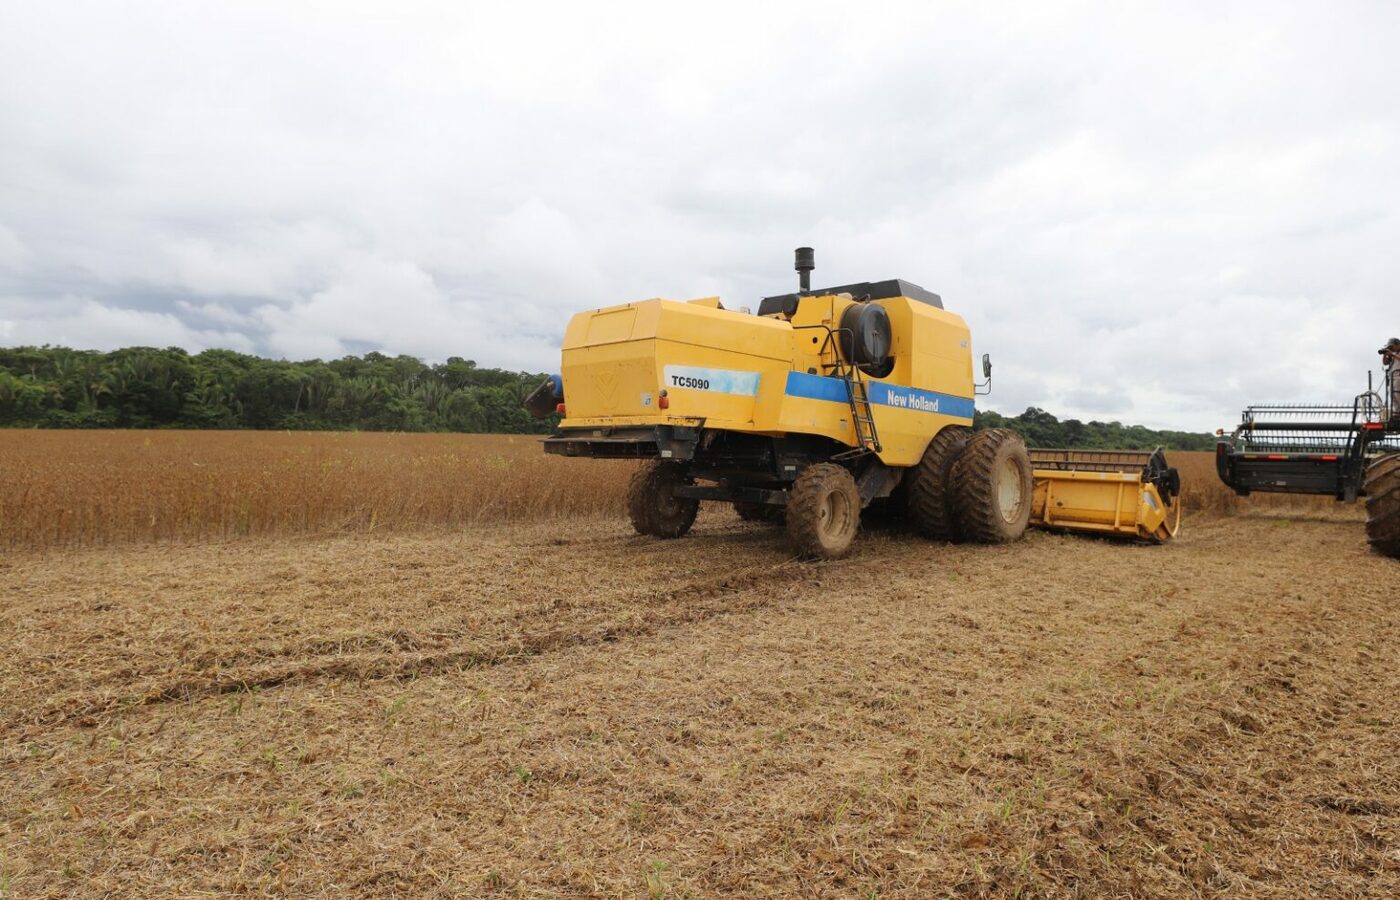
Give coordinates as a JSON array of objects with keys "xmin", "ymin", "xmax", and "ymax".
[{"xmin": 4, "ymin": 502, "xmax": 1397, "ymax": 897}]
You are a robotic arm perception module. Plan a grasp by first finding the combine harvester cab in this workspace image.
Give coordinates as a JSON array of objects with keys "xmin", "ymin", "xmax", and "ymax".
[{"xmin": 1029, "ymin": 448, "xmax": 1182, "ymax": 544}]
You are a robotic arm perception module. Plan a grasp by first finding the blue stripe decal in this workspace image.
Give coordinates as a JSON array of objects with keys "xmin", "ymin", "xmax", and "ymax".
[
  {"xmin": 784, "ymin": 371, "xmax": 975, "ymax": 420},
  {"xmin": 783, "ymin": 371, "xmax": 850, "ymax": 403},
  {"xmin": 868, "ymin": 382, "xmax": 977, "ymax": 419}
]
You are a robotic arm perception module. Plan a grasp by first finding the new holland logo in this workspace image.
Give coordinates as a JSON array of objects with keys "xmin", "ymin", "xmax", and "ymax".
[
  {"xmin": 884, "ymin": 390, "xmax": 939, "ymax": 413},
  {"xmin": 593, "ymin": 368, "xmax": 619, "ymax": 409}
]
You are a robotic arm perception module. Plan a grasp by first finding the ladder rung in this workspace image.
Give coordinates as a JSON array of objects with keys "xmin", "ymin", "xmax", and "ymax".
[{"xmin": 840, "ymin": 372, "xmax": 881, "ymax": 455}]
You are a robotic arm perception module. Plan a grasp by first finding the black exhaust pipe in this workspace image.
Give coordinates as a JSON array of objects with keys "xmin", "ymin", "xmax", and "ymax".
[{"xmin": 795, "ymin": 246, "xmax": 814, "ymax": 292}]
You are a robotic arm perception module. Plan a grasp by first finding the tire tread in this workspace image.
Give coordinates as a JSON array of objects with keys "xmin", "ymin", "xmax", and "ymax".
[
  {"xmin": 950, "ymin": 428, "xmax": 1033, "ymax": 544},
  {"xmin": 1364, "ymin": 454, "xmax": 1400, "ymax": 559},
  {"xmin": 908, "ymin": 426, "xmax": 972, "ymax": 540},
  {"xmin": 627, "ymin": 461, "xmax": 698, "ymax": 538},
  {"xmin": 785, "ymin": 463, "xmax": 860, "ymax": 559}
]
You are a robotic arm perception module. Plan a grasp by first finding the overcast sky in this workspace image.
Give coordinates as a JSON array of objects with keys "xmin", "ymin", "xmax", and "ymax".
[{"xmin": 2, "ymin": 2, "xmax": 1397, "ymax": 430}]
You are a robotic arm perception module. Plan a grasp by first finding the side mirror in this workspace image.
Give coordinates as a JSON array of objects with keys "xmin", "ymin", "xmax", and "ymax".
[{"xmin": 982, "ymin": 353, "xmax": 992, "ymax": 379}]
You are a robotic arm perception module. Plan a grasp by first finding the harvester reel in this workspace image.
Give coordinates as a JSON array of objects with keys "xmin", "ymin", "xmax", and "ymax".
[{"xmin": 950, "ymin": 428, "xmax": 1034, "ymax": 543}]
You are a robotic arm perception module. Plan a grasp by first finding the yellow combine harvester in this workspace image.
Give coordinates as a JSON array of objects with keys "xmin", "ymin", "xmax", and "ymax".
[{"xmin": 528, "ymin": 248, "xmax": 1180, "ymax": 557}]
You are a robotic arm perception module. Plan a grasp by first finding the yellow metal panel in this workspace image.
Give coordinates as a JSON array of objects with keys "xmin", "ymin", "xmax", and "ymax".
[
  {"xmin": 768, "ymin": 293, "xmax": 977, "ymax": 464},
  {"xmin": 560, "ymin": 341, "xmax": 658, "ymax": 419},
  {"xmin": 653, "ymin": 339, "xmax": 776, "ymax": 426},
  {"xmin": 557, "ymin": 292, "xmax": 978, "ymax": 466},
  {"xmin": 582, "ymin": 307, "xmax": 638, "ymax": 345},
  {"xmin": 560, "ymin": 300, "xmax": 789, "ymax": 429},
  {"xmin": 1030, "ymin": 469, "xmax": 1179, "ymax": 543},
  {"xmin": 868, "ymin": 298, "xmax": 975, "ymax": 466},
  {"xmin": 645, "ymin": 300, "xmax": 791, "ymax": 360}
]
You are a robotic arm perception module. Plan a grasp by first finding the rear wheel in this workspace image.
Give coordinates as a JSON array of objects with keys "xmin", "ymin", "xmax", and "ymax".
[
  {"xmin": 1364, "ymin": 454, "xmax": 1400, "ymax": 559},
  {"xmin": 786, "ymin": 463, "xmax": 861, "ymax": 559},
  {"xmin": 950, "ymin": 428, "xmax": 1033, "ymax": 544},
  {"xmin": 627, "ymin": 461, "xmax": 699, "ymax": 539},
  {"xmin": 908, "ymin": 425, "xmax": 973, "ymax": 540}
]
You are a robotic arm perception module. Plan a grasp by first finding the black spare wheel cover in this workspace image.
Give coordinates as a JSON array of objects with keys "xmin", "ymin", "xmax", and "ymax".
[{"xmin": 839, "ymin": 302, "xmax": 892, "ymax": 367}]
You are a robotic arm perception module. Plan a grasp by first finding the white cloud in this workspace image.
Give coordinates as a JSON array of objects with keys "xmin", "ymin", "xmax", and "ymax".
[
  {"xmin": 254, "ymin": 257, "xmax": 443, "ymax": 359},
  {"xmin": 4, "ymin": 297, "xmax": 254, "ymax": 353},
  {"xmin": 174, "ymin": 300, "xmax": 260, "ymax": 328},
  {"xmin": 0, "ymin": 1, "xmax": 1398, "ymax": 429},
  {"xmin": 0, "ymin": 223, "xmax": 28, "ymax": 270}
]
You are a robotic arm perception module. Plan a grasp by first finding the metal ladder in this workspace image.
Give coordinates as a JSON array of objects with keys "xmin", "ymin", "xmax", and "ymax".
[
  {"xmin": 808, "ymin": 324, "xmax": 882, "ymax": 461},
  {"xmin": 835, "ymin": 371, "xmax": 881, "ymax": 459}
]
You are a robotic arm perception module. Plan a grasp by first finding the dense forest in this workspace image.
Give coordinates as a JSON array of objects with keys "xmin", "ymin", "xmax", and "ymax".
[
  {"xmin": 0, "ymin": 346, "xmax": 554, "ymax": 433},
  {"xmin": 973, "ymin": 407, "xmax": 1217, "ymax": 451},
  {"xmin": 0, "ymin": 346, "xmax": 1214, "ymax": 449}
]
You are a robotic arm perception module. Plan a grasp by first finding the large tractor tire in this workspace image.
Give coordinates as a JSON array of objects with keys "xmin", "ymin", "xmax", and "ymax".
[
  {"xmin": 907, "ymin": 425, "xmax": 973, "ymax": 541},
  {"xmin": 950, "ymin": 428, "xmax": 1033, "ymax": 544},
  {"xmin": 627, "ymin": 460, "xmax": 699, "ymax": 539},
  {"xmin": 734, "ymin": 501, "xmax": 785, "ymax": 525},
  {"xmin": 1364, "ymin": 454, "xmax": 1400, "ymax": 559},
  {"xmin": 786, "ymin": 463, "xmax": 861, "ymax": 559}
]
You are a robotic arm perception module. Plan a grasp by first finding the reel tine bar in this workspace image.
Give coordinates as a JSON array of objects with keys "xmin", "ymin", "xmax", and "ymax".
[{"xmin": 1235, "ymin": 403, "xmax": 1372, "ymax": 454}]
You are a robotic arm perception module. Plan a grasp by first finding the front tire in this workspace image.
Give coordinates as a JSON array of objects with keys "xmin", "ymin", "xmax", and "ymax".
[
  {"xmin": 950, "ymin": 428, "xmax": 1033, "ymax": 544},
  {"xmin": 628, "ymin": 461, "xmax": 699, "ymax": 539},
  {"xmin": 1364, "ymin": 454, "xmax": 1400, "ymax": 559},
  {"xmin": 786, "ymin": 463, "xmax": 861, "ymax": 559}
]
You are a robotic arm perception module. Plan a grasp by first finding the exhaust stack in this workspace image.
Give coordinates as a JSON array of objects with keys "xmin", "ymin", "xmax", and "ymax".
[{"xmin": 795, "ymin": 246, "xmax": 814, "ymax": 292}]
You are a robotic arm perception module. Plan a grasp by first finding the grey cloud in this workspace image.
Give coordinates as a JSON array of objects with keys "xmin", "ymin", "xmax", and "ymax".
[{"xmin": 1, "ymin": 1, "xmax": 1398, "ymax": 429}]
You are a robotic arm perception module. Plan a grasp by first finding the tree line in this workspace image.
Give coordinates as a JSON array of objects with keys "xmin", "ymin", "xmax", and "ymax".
[
  {"xmin": 0, "ymin": 345, "xmax": 1214, "ymax": 449},
  {"xmin": 973, "ymin": 406, "xmax": 1215, "ymax": 451},
  {"xmin": 0, "ymin": 346, "xmax": 555, "ymax": 433}
]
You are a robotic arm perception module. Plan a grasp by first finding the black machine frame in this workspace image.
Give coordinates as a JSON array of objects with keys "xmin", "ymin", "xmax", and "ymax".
[
  {"xmin": 542, "ymin": 424, "xmax": 901, "ymax": 510},
  {"xmin": 1216, "ymin": 358, "xmax": 1400, "ymax": 501}
]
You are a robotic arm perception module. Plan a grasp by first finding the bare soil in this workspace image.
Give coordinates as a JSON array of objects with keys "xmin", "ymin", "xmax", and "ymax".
[{"xmin": 3, "ymin": 511, "xmax": 1397, "ymax": 897}]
